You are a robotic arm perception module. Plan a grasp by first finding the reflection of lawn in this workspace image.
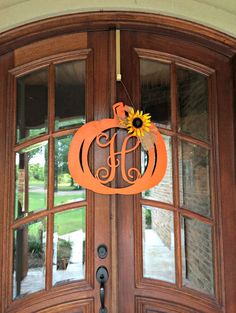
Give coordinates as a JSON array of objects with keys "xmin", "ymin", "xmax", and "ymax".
[
  {"xmin": 56, "ymin": 185, "xmax": 82, "ymax": 192},
  {"xmin": 28, "ymin": 191, "xmax": 85, "ymax": 211},
  {"xmin": 28, "ymin": 208, "xmax": 85, "ymax": 237},
  {"xmin": 28, "ymin": 192, "xmax": 85, "ymax": 236},
  {"xmin": 29, "ymin": 192, "xmax": 47, "ymax": 211},
  {"xmin": 54, "ymin": 192, "xmax": 85, "ymax": 206},
  {"xmin": 54, "ymin": 208, "xmax": 85, "ymax": 235}
]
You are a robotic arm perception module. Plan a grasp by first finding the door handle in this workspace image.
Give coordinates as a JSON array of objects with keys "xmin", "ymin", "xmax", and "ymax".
[{"xmin": 96, "ymin": 266, "xmax": 109, "ymax": 313}]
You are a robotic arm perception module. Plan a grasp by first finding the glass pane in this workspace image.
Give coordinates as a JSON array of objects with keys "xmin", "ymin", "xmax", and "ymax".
[
  {"xmin": 55, "ymin": 60, "xmax": 85, "ymax": 130},
  {"xmin": 13, "ymin": 218, "xmax": 46, "ymax": 299},
  {"xmin": 143, "ymin": 206, "xmax": 175, "ymax": 283},
  {"xmin": 53, "ymin": 208, "xmax": 86, "ymax": 286},
  {"xmin": 54, "ymin": 135, "xmax": 86, "ymax": 206},
  {"xmin": 16, "ymin": 68, "xmax": 48, "ymax": 143},
  {"xmin": 15, "ymin": 142, "xmax": 48, "ymax": 219},
  {"xmin": 177, "ymin": 67, "xmax": 208, "ymax": 141},
  {"xmin": 179, "ymin": 141, "xmax": 211, "ymax": 217},
  {"xmin": 140, "ymin": 59, "xmax": 171, "ymax": 129},
  {"xmin": 142, "ymin": 135, "xmax": 173, "ymax": 203},
  {"xmin": 181, "ymin": 217, "xmax": 214, "ymax": 295}
]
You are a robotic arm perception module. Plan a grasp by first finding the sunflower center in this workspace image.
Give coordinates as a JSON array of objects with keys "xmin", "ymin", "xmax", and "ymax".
[{"xmin": 132, "ymin": 117, "xmax": 143, "ymax": 128}]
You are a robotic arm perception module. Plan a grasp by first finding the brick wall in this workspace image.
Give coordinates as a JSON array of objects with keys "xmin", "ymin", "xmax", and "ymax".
[
  {"xmin": 141, "ymin": 66, "xmax": 213, "ymax": 294},
  {"xmin": 182, "ymin": 218, "xmax": 214, "ymax": 294},
  {"xmin": 179, "ymin": 142, "xmax": 210, "ymax": 217},
  {"xmin": 142, "ymin": 135, "xmax": 173, "ymax": 204},
  {"xmin": 178, "ymin": 68, "xmax": 208, "ymax": 142},
  {"xmin": 151, "ymin": 208, "xmax": 173, "ymax": 249}
]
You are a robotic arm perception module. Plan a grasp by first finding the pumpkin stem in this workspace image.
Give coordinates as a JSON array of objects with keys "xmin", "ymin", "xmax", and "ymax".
[{"xmin": 113, "ymin": 102, "xmax": 126, "ymax": 119}]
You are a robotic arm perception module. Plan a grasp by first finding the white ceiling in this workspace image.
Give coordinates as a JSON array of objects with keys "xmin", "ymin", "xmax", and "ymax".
[{"xmin": 0, "ymin": 0, "xmax": 235, "ymax": 37}]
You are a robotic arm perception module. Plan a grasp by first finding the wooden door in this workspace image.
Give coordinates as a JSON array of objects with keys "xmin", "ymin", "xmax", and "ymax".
[
  {"xmin": 116, "ymin": 30, "xmax": 236, "ymax": 313},
  {"xmin": 1, "ymin": 31, "xmax": 116, "ymax": 313},
  {"xmin": 0, "ymin": 23, "xmax": 235, "ymax": 313}
]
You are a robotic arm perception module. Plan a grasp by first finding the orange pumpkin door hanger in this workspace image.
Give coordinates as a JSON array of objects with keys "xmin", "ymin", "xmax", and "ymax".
[{"xmin": 68, "ymin": 102, "xmax": 167, "ymax": 195}]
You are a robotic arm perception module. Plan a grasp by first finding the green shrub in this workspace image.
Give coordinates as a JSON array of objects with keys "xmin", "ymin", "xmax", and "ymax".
[
  {"xmin": 57, "ymin": 238, "xmax": 72, "ymax": 261},
  {"xmin": 28, "ymin": 236, "xmax": 43, "ymax": 257},
  {"xmin": 145, "ymin": 209, "xmax": 152, "ymax": 228}
]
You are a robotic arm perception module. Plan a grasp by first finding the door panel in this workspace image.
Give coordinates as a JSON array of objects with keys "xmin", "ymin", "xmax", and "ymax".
[
  {"xmin": 136, "ymin": 297, "xmax": 198, "ymax": 313},
  {"xmin": 39, "ymin": 298, "xmax": 94, "ymax": 313},
  {"xmin": 2, "ymin": 31, "xmax": 114, "ymax": 313},
  {"xmin": 118, "ymin": 30, "xmax": 231, "ymax": 313}
]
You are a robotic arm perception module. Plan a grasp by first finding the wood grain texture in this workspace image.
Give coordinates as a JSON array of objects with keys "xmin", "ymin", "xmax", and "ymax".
[
  {"xmin": 109, "ymin": 29, "xmax": 118, "ymax": 313},
  {"xmin": 88, "ymin": 30, "xmax": 112, "ymax": 313},
  {"xmin": 0, "ymin": 52, "xmax": 14, "ymax": 313},
  {"xmin": 14, "ymin": 33, "xmax": 87, "ymax": 66},
  {"xmin": 39, "ymin": 298, "xmax": 93, "ymax": 312},
  {"xmin": 45, "ymin": 64, "xmax": 55, "ymax": 291},
  {"xmin": 136, "ymin": 296, "xmax": 205, "ymax": 313},
  {"xmin": 8, "ymin": 297, "xmax": 94, "ymax": 313},
  {"xmin": 216, "ymin": 59, "xmax": 236, "ymax": 313}
]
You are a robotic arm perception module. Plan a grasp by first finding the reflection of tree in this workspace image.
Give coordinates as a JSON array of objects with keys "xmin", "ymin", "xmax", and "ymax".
[
  {"xmin": 20, "ymin": 137, "xmax": 79, "ymax": 196},
  {"xmin": 28, "ymin": 146, "xmax": 42, "ymax": 161},
  {"xmin": 29, "ymin": 163, "xmax": 44, "ymax": 181},
  {"xmin": 27, "ymin": 145, "xmax": 48, "ymax": 189},
  {"xmin": 54, "ymin": 136, "xmax": 73, "ymax": 192}
]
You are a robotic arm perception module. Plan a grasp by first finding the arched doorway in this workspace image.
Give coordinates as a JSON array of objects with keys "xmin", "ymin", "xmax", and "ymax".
[{"xmin": 0, "ymin": 12, "xmax": 235, "ymax": 313}]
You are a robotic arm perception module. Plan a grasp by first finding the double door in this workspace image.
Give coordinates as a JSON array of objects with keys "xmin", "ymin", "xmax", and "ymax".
[{"xmin": 1, "ymin": 28, "xmax": 235, "ymax": 313}]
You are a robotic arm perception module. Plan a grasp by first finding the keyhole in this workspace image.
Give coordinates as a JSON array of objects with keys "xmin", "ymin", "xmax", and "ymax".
[{"xmin": 96, "ymin": 266, "xmax": 109, "ymax": 284}]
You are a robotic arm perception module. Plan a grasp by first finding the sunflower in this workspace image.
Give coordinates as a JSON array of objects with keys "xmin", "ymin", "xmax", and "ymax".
[{"xmin": 126, "ymin": 108, "xmax": 151, "ymax": 137}]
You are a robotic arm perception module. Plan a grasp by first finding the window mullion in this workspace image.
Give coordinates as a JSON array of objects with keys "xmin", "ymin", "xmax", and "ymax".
[
  {"xmin": 172, "ymin": 62, "xmax": 183, "ymax": 288},
  {"xmin": 45, "ymin": 63, "xmax": 55, "ymax": 290}
]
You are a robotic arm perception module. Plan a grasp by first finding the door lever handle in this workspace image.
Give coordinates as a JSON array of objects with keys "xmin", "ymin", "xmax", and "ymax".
[
  {"xmin": 96, "ymin": 266, "xmax": 109, "ymax": 313},
  {"xmin": 100, "ymin": 281, "xmax": 105, "ymax": 309}
]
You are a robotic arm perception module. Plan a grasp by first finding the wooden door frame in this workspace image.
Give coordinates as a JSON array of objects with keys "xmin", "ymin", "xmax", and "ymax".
[{"xmin": 0, "ymin": 11, "xmax": 236, "ymax": 313}]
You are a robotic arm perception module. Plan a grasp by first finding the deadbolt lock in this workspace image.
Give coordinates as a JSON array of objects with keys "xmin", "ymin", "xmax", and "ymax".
[{"xmin": 97, "ymin": 244, "xmax": 108, "ymax": 259}]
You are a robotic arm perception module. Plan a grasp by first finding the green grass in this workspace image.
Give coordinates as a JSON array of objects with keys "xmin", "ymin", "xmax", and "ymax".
[
  {"xmin": 28, "ymin": 191, "xmax": 85, "ymax": 211},
  {"xmin": 27, "ymin": 208, "xmax": 85, "ymax": 240},
  {"xmin": 55, "ymin": 185, "xmax": 82, "ymax": 192},
  {"xmin": 29, "ymin": 181, "xmax": 81, "ymax": 191},
  {"xmin": 54, "ymin": 192, "xmax": 85, "ymax": 206},
  {"xmin": 27, "ymin": 191, "xmax": 86, "ymax": 235},
  {"xmin": 28, "ymin": 192, "xmax": 47, "ymax": 211},
  {"xmin": 27, "ymin": 204, "xmax": 85, "ymax": 238},
  {"xmin": 54, "ymin": 208, "xmax": 86, "ymax": 235},
  {"xmin": 28, "ymin": 219, "xmax": 46, "ymax": 238}
]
